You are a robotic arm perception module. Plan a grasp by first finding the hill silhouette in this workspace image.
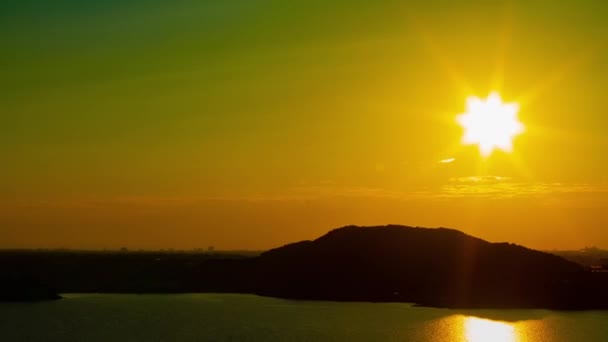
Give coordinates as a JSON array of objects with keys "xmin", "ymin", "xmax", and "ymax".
[
  {"xmin": 249, "ymin": 225, "xmax": 597, "ymax": 308},
  {"xmin": 2, "ymin": 225, "xmax": 608, "ymax": 308}
]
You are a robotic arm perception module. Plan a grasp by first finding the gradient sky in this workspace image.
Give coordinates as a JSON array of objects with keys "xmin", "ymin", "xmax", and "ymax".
[{"xmin": 2, "ymin": 0, "xmax": 608, "ymax": 250}]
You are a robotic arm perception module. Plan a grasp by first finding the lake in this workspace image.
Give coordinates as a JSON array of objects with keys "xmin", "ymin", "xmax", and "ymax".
[{"xmin": 1, "ymin": 294, "xmax": 607, "ymax": 341}]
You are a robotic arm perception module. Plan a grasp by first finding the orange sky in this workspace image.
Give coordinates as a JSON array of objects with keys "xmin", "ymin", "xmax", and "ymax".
[{"xmin": 2, "ymin": 0, "xmax": 608, "ymax": 250}]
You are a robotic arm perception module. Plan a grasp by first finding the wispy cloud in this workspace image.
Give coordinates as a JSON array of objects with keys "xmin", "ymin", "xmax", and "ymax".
[
  {"xmin": 3, "ymin": 179, "xmax": 608, "ymax": 210},
  {"xmin": 245, "ymin": 180, "xmax": 608, "ymax": 202},
  {"xmin": 449, "ymin": 176, "xmax": 511, "ymax": 183},
  {"xmin": 440, "ymin": 177, "xmax": 608, "ymax": 199}
]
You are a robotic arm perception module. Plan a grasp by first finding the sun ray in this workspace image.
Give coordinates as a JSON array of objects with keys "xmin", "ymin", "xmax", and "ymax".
[
  {"xmin": 489, "ymin": 3, "xmax": 514, "ymax": 93},
  {"xmin": 407, "ymin": 16, "xmax": 475, "ymax": 98},
  {"xmin": 516, "ymin": 40, "xmax": 605, "ymax": 108}
]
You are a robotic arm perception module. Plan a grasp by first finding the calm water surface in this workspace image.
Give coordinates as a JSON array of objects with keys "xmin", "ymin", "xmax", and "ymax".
[{"xmin": 1, "ymin": 294, "xmax": 607, "ymax": 341}]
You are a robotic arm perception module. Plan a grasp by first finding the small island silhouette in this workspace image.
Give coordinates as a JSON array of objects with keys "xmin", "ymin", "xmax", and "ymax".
[{"xmin": 2, "ymin": 225, "xmax": 608, "ymax": 309}]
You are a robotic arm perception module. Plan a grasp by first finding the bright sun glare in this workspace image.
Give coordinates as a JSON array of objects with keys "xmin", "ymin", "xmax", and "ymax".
[
  {"xmin": 464, "ymin": 317, "xmax": 516, "ymax": 342},
  {"xmin": 457, "ymin": 92, "xmax": 524, "ymax": 157}
]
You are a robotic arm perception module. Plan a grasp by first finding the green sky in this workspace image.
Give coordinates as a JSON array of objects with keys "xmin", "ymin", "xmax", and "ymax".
[{"xmin": 2, "ymin": 0, "xmax": 608, "ymax": 250}]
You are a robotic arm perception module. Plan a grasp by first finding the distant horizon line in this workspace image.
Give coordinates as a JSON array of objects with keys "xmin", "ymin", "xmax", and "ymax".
[{"xmin": 1, "ymin": 246, "xmax": 607, "ymax": 253}]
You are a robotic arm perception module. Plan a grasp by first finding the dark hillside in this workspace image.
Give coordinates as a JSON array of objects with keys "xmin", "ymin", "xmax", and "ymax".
[{"xmin": 252, "ymin": 225, "xmax": 587, "ymax": 308}]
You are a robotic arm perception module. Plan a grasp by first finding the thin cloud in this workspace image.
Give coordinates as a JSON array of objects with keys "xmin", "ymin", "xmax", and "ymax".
[
  {"xmin": 449, "ymin": 176, "xmax": 512, "ymax": 183},
  {"xmin": 3, "ymin": 181, "xmax": 608, "ymax": 209},
  {"xmin": 441, "ymin": 178, "xmax": 608, "ymax": 199}
]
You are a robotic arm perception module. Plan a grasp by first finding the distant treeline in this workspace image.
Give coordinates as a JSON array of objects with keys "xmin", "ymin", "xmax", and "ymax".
[
  {"xmin": 548, "ymin": 248, "xmax": 608, "ymax": 268},
  {"xmin": 0, "ymin": 249, "xmax": 261, "ymax": 256},
  {"xmin": 0, "ymin": 250, "xmax": 254, "ymax": 294}
]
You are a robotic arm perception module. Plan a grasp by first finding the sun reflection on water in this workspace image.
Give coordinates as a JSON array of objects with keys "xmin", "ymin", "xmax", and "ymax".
[{"xmin": 463, "ymin": 317, "xmax": 517, "ymax": 342}]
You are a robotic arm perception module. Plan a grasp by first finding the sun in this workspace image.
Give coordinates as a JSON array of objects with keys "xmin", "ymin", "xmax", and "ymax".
[{"xmin": 457, "ymin": 92, "xmax": 524, "ymax": 157}]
